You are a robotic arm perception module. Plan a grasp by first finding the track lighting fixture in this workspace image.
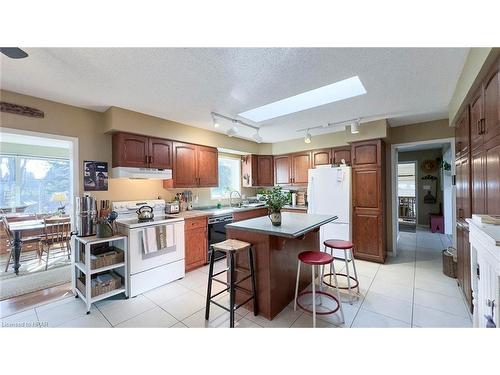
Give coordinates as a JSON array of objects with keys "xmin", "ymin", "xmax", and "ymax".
[
  {"xmin": 211, "ymin": 112, "xmax": 262, "ymax": 142},
  {"xmin": 304, "ymin": 129, "xmax": 312, "ymax": 144},
  {"xmin": 226, "ymin": 120, "xmax": 239, "ymax": 137},
  {"xmin": 211, "ymin": 113, "xmax": 219, "ymax": 128},
  {"xmin": 351, "ymin": 119, "xmax": 360, "ymax": 134},
  {"xmin": 253, "ymin": 129, "xmax": 263, "ymax": 143}
]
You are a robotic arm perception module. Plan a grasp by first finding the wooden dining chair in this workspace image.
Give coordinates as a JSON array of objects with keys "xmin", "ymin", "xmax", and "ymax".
[
  {"xmin": 1, "ymin": 216, "xmax": 42, "ymax": 272},
  {"xmin": 40, "ymin": 217, "xmax": 72, "ymax": 271}
]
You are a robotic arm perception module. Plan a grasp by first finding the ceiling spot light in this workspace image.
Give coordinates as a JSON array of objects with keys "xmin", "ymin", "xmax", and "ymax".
[
  {"xmin": 351, "ymin": 119, "xmax": 360, "ymax": 134},
  {"xmin": 253, "ymin": 129, "xmax": 263, "ymax": 143},
  {"xmin": 0, "ymin": 47, "xmax": 28, "ymax": 59},
  {"xmin": 226, "ymin": 120, "xmax": 239, "ymax": 137},
  {"xmin": 211, "ymin": 112, "xmax": 220, "ymax": 128},
  {"xmin": 304, "ymin": 129, "xmax": 312, "ymax": 144}
]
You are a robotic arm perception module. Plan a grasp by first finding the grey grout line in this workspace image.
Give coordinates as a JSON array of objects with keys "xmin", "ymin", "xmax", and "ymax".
[{"xmin": 348, "ymin": 264, "xmax": 378, "ymax": 328}]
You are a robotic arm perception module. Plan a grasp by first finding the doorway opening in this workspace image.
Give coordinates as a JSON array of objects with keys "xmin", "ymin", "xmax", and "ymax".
[
  {"xmin": 0, "ymin": 128, "xmax": 78, "ymax": 302},
  {"xmin": 398, "ymin": 161, "xmax": 417, "ymax": 233},
  {"xmin": 390, "ymin": 138, "xmax": 455, "ymax": 257}
]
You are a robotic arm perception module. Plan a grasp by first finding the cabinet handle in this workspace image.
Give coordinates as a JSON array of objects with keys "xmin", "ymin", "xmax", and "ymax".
[
  {"xmin": 481, "ymin": 118, "xmax": 486, "ymax": 134},
  {"xmin": 477, "ymin": 119, "xmax": 482, "ymax": 135},
  {"xmin": 145, "ymin": 155, "xmax": 149, "ymax": 163}
]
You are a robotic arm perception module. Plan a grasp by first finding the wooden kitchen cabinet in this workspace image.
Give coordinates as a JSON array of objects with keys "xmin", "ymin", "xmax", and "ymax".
[
  {"xmin": 166, "ymin": 142, "xmax": 218, "ymax": 188},
  {"xmin": 351, "ymin": 139, "xmax": 386, "ymax": 263},
  {"xmin": 274, "ymin": 155, "xmax": 291, "ymax": 186},
  {"xmin": 351, "ymin": 139, "xmax": 382, "ymax": 168},
  {"xmin": 312, "ymin": 148, "xmax": 332, "ymax": 167},
  {"xmin": 184, "ymin": 216, "xmax": 208, "ymax": 271},
  {"xmin": 470, "ymin": 89, "xmax": 484, "ymax": 152},
  {"xmin": 483, "ymin": 65, "xmax": 500, "ymax": 145},
  {"xmin": 332, "ymin": 146, "xmax": 351, "ymax": 165},
  {"xmin": 471, "ymin": 148, "xmax": 486, "ymax": 215},
  {"xmin": 455, "ymin": 107, "xmax": 470, "ymax": 159},
  {"xmin": 112, "ymin": 132, "xmax": 150, "ymax": 168},
  {"xmin": 456, "ymin": 223, "xmax": 472, "ymax": 312},
  {"xmin": 233, "ymin": 207, "xmax": 268, "ymax": 222},
  {"xmin": 148, "ymin": 137, "xmax": 172, "ymax": 169},
  {"xmin": 291, "ymin": 151, "xmax": 311, "ymax": 185},
  {"xmin": 241, "ymin": 155, "xmax": 274, "ymax": 187}
]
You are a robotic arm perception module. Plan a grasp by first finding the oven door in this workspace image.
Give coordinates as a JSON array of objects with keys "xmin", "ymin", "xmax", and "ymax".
[{"xmin": 128, "ymin": 221, "xmax": 185, "ymax": 275}]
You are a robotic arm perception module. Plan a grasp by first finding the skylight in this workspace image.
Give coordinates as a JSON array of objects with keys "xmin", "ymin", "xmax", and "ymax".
[{"xmin": 238, "ymin": 76, "xmax": 367, "ymax": 122}]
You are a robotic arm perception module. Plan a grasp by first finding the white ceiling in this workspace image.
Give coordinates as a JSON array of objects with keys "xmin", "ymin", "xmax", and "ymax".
[{"xmin": 0, "ymin": 48, "xmax": 468, "ymax": 143}]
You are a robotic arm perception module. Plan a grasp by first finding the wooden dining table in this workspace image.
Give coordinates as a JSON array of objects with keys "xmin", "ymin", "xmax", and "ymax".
[{"xmin": 7, "ymin": 219, "xmax": 68, "ymax": 275}]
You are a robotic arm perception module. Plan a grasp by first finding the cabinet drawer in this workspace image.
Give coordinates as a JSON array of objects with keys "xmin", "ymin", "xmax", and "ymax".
[{"xmin": 184, "ymin": 216, "xmax": 207, "ymax": 230}]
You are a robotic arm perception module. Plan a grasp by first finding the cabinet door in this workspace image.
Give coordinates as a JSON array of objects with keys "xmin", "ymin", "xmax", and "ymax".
[
  {"xmin": 333, "ymin": 147, "xmax": 351, "ymax": 165},
  {"xmin": 352, "ymin": 167, "xmax": 381, "ymax": 210},
  {"xmin": 470, "ymin": 89, "xmax": 484, "ymax": 151},
  {"xmin": 457, "ymin": 156, "xmax": 472, "ymax": 219},
  {"xmin": 352, "ymin": 209, "xmax": 385, "ymax": 262},
  {"xmin": 455, "ymin": 107, "xmax": 470, "ymax": 158},
  {"xmin": 463, "ymin": 227, "xmax": 473, "ymax": 312},
  {"xmin": 197, "ymin": 145, "xmax": 219, "ymax": 187},
  {"xmin": 148, "ymin": 137, "xmax": 172, "ymax": 169},
  {"xmin": 112, "ymin": 132, "xmax": 149, "ymax": 168},
  {"xmin": 483, "ymin": 66, "xmax": 500, "ymax": 143},
  {"xmin": 172, "ymin": 142, "xmax": 198, "ymax": 187},
  {"xmin": 312, "ymin": 149, "xmax": 331, "ymax": 167},
  {"xmin": 351, "ymin": 140, "xmax": 381, "ymax": 167},
  {"xmin": 291, "ymin": 152, "xmax": 311, "ymax": 185},
  {"xmin": 486, "ymin": 143, "xmax": 500, "ymax": 215},
  {"xmin": 185, "ymin": 225, "xmax": 208, "ymax": 271},
  {"xmin": 471, "ymin": 149, "xmax": 486, "ymax": 215},
  {"xmin": 257, "ymin": 155, "xmax": 274, "ymax": 186},
  {"xmin": 456, "ymin": 225, "xmax": 465, "ymax": 290},
  {"xmin": 274, "ymin": 155, "xmax": 291, "ymax": 185}
]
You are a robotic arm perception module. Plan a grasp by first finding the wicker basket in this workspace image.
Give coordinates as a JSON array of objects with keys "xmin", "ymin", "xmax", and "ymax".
[
  {"xmin": 442, "ymin": 248, "xmax": 458, "ymax": 278},
  {"xmin": 80, "ymin": 245, "xmax": 124, "ymax": 270},
  {"xmin": 76, "ymin": 271, "xmax": 122, "ymax": 298}
]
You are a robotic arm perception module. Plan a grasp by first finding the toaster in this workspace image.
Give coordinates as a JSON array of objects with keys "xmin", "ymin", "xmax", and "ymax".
[{"xmin": 165, "ymin": 201, "xmax": 180, "ymax": 214}]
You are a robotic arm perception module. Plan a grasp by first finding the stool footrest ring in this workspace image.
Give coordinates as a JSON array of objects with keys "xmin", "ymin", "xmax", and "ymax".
[
  {"xmin": 296, "ymin": 291, "xmax": 340, "ymax": 315},
  {"xmin": 322, "ymin": 273, "xmax": 359, "ymax": 290}
]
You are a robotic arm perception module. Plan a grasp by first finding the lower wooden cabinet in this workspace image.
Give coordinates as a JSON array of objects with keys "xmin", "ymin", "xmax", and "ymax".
[
  {"xmin": 457, "ymin": 222, "xmax": 473, "ymax": 312},
  {"xmin": 233, "ymin": 207, "xmax": 268, "ymax": 222},
  {"xmin": 184, "ymin": 216, "xmax": 208, "ymax": 272},
  {"xmin": 352, "ymin": 209, "xmax": 385, "ymax": 263}
]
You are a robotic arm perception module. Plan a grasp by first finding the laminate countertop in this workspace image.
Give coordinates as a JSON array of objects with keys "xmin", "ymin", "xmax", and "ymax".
[{"xmin": 226, "ymin": 212, "xmax": 337, "ymax": 239}]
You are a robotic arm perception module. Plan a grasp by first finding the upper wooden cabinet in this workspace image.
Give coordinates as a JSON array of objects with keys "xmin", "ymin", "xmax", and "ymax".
[
  {"xmin": 241, "ymin": 155, "xmax": 274, "ymax": 187},
  {"xmin": 113, "ymin": 132, "xmax": 172, "ymax": 169},
  {"xmin": 483, "ymin": 66, "xmax": 500, "ymax": 145},
  {"xmin": 113, "ymin": 133, "xmax": 149, "ymax": 168},
  {"xmin": 470, "ymin": 88, "xmax": 484, "ymax": 151},
  {"xmin": 455, "ymin": 106, "xmax": 470, "ymax": 158},
  {"xmin": 312, "ymin": 149, "xmax": 331, "ymax": 167},
  {"xmin": 167, "ymin": 142, "xmax": 218, "ymax": 188},
  {"xmin": 274, "ymin": 155, "xmax": 292, "ymax": 186},
  {"xmin": 351, "ymin": 139, "xmax": 382, "ymax": 168},
  {"xmin": 274, "ymin": 152, "xmax": 311, "ymax": 186},
  {"xmin": 333, "ymin": 146, "xmax": 351, "ymax": 165},
  {"xmin": 456, "ymin": 155, "xmax": 472, "ymax": 220},
  {"xmin": 291, "ymin": 151, "xmax": 311, "ymax": 185}
]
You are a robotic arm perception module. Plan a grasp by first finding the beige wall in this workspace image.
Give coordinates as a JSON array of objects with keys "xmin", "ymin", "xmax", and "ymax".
[
  {"xmin": 265, "ymin": 119, "xmax": 388, "ymax": 155},
  {"xmin": 0, "ymin": 90, "xmax": 259, "ymax": 207},
  {"xmin": 448, "ymin": 48, "xmax": 499, "ymax": 124}
]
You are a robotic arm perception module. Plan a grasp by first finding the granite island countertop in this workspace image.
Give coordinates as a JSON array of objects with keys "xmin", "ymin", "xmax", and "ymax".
[{"xmin": 226, "ymin": 212, "xmax": 337, "ymax": 239}]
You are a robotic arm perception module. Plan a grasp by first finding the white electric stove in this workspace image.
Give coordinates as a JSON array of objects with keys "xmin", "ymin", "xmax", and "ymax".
[{"xmin": 112, "ymin": 199, "xmax": 185, "ymax": 297}]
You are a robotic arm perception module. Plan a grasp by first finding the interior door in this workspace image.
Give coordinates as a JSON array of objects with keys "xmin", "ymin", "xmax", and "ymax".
[
  {"xmin": 148, "ymin": 138, "xmax": 172, "ymax": 169},
  {"xmin": 196, "ymin": 145, "xmax": 218, "ymax": 187},
  {"xmin": 274, "ymin": 155, "xmax": 291, "ymax": 185}
]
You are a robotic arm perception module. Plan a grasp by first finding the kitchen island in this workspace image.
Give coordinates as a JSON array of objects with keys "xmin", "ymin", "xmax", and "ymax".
[{"xmin": 226, "ymin": 212, "xmax": 337, "ymax": 320}]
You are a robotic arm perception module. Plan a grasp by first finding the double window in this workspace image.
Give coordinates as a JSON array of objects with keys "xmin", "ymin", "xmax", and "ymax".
[{"xmin": 0, "ymin": 154, "xmax": 71, "ymax": 214}]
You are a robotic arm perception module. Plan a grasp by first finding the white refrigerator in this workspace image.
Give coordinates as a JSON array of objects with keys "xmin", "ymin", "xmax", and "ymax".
[{"xmin": 307, "ymin": 165, "xmax": 352, "ymax": 259}]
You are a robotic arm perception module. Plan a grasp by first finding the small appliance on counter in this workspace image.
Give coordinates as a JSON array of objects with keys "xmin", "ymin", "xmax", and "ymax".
[{"xmin": 165, "ymin": 201, "xmax": 180, "ymax": 214}]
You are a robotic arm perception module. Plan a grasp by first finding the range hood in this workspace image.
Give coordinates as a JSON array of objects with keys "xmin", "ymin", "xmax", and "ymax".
[{"xmin": 112, "ymin": 167, "xmax": 172, "ymax": 180}]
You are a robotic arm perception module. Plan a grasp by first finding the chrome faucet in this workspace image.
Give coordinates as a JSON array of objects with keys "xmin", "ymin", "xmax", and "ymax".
[{"xmin": 229, "ymin": 190, "xmax": 242, "ymax": 208}]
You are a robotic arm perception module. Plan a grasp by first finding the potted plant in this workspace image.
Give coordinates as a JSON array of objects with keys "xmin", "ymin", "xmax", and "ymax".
[{"xmin": 265, "ymin": 187, "xmax": 290, "ymax": 226}]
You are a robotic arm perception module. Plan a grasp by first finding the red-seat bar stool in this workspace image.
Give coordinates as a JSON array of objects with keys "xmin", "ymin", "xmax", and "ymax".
[
  {"xmin": 322, "ymin": 239, "xmax": 359, "ymax": 304},
  {"xmin": 293, "ymin": 250, "xmax": 344, "ymax": 328}
]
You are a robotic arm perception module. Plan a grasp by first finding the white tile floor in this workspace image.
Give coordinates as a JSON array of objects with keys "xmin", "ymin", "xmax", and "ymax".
[{"xmin": 1, "ymin": 228, "xmax": 472, "ymax": 328}]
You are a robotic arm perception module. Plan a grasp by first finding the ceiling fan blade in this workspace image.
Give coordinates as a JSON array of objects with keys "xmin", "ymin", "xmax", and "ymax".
[{"xmin": 0, "ymin": 47, "xmax": 28, "ymax": 59}]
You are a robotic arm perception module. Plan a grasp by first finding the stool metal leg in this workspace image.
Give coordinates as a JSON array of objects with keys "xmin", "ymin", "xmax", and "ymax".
[
  {"xmin": 229, "ymin": 252, "xmax": 236, "ymax": 328},
  {"xmin": 248, "ymin": 246, "xmax": 258, "ymax": 316},
  {"xmin": 350, "ymin": 248, "xmax": 360, "ymax": 293},
  {"xmin": 344, "ymin": 248, "xmax": 353, "ymax": 305},
  {"xmin": 319, "ymin": 262, "xmax": 324, "ymax": 306},
  {"xmin": 311, "ymin": 265, "xmax": 316, "ymax": 328},
  {"xmin": 205, "ymin": 246, "xmax": 215, "ymax": 321},
  {"xmin": 294, "ymin": 260, "xmax": 301, "ymax": 311},
  {"xmin": 331, "ymin": 260, "xmax": 345, "ymax": 324}
]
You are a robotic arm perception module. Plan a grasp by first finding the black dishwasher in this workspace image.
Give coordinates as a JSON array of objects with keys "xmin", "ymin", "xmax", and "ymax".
[{"xmin": 207, "ymin": 214, "xmax": 233, "ymax": 262}]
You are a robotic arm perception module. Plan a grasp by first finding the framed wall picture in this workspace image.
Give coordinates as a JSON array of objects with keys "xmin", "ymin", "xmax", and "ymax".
[{"xmin": 84, "ymin": 161, "xmax": 108, "ymax": 191}]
